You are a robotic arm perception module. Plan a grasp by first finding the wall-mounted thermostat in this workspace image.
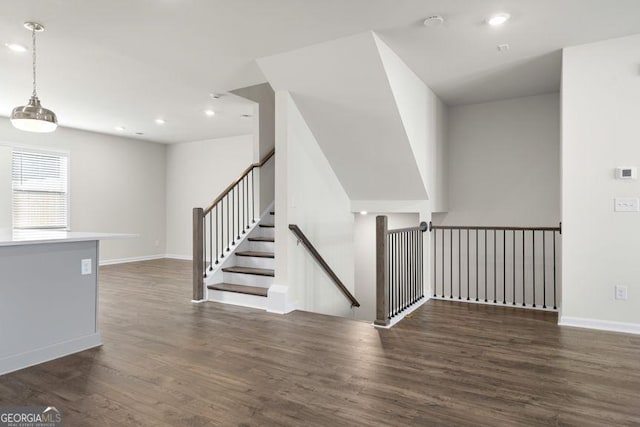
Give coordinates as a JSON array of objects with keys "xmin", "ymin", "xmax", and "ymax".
[{"xmin": 616, "ymin": 167, "xmax": 637, "ymax": 180}]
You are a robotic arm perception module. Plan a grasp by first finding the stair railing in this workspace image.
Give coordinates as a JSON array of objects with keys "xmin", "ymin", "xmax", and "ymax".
[
  {"xmin": 429, "ymin": 222, "xmax": 561, "ymax": 310},
  {"xmin": 375, "ymin": 216, "xmax": 428, "ymax": 327},
  {"xmin": 192, "ymin": 149, "xmax": 275, "ymax": 300},
  {"xmin": 288, "ymin": 224, "xmax": 360, "ymax": 308}
]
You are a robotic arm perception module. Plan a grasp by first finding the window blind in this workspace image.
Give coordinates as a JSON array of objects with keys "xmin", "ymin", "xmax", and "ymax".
[{"xmin": 12, "ymin": 150, "xmax": 69, "ymax": 229}]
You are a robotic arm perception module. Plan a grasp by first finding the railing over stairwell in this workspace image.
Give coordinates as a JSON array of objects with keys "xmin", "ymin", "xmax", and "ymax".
[
  {"xmin": 192, "ymin": 149, "xmax": 275, "ymax": 300},
  {"xmin": 429, "ymin": 223, "xmax": 561, "ymax": 310},
  {"xmin": 375, "ymin": 216, "xmax": 428, "ymax": 327}
]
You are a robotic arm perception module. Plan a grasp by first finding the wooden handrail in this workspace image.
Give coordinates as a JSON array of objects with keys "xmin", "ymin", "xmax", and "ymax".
[
  {"xmin": 429, "ymin": 222, "xmax": 562, "ymax": 233},
  {"xmin": 388, "ymin": 222, "xmax": 429, "ymax": 234},
  {"xmin": 204, "ymin": 148, "xmax": 275, "ymax": 215},
  {"xmin": 288, "ymin": 224, "xmax": 361, "ymax": 308}
]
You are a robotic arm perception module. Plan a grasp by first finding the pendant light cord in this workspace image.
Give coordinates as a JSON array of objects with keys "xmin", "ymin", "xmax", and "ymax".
[{"xmin": 32, "ymin": 27, "xmax": 37, "ymax": 98}]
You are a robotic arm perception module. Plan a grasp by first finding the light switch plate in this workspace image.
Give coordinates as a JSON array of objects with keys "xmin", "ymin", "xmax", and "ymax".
[
  {"xmin": 81, "ymin": 258, "xmax": 92, "ymax": 275},
  {"xmin": 614, "ymin": 197, "xmax": 640, "ymax": 212}
]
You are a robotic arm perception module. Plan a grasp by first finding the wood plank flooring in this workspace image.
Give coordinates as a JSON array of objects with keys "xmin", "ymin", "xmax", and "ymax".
[{"xmin": 1, "ymin": 258, "xmax": 639, "ymax": 426}]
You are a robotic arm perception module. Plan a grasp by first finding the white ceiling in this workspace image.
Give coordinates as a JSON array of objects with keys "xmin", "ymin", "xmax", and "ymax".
[{"xmin": 1, "ymin": 0, "xmax": 639, "ymax": 144}]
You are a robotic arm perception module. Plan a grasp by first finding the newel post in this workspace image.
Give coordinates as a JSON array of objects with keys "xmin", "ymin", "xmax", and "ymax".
[
  {"xmin": 192, "ymin": 207, "xmax": 205, "ymax": 301},
  {"xmin": 374, "ymin": 215, "xmax": 390, "ymax": 326}
]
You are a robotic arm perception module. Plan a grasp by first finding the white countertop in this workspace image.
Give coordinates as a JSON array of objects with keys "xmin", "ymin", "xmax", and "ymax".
[{"xmin": 0, "ymin": 230, "xmax": 137, "ymax": 247}]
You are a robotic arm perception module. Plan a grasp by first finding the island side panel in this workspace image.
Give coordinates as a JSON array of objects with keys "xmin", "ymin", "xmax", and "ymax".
[{"xmin": 0, "ymin": 240, "xmax": 101, "ymax": 375}]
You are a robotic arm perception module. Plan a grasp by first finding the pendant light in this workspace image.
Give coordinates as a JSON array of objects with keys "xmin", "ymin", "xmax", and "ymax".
[{"xmin": 10, "ymin": 22, "xmax": 58, "ymax": 133}]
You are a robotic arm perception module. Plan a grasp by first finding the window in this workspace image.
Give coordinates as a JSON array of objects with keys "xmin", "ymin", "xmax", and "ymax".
[{"xmin": 12, "ymin": 150, "xmax": 69, "ymax": 230}]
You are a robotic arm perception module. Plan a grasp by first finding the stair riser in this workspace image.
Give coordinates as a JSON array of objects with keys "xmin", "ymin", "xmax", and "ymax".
[
  {"xmin": 235, "ymin": 256, "xmax": 275, "ymax": 270},
  {"xmin": 207, "ymin": 289, "xmax": 268, "ymax": 310},
  {"xmin": 222, "ymin": 271, "xmax": 274, "ymax": 287},
  {"xmin": 247, "ymin": 241, "xmax": 275, "ymax": 252},
  {"xmin": 255, "ymin": 227, "xmax": 275, "ymax": 239}
]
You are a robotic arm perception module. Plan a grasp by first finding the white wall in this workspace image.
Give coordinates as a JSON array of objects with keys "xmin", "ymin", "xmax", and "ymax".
[
  {"xmin": 165, "ymin": 135, "xmax": 254, "ymax": 258},
  {"xmin": 274, "ymin": 91, "xmax": 355, "ymax": 317},
  {"xmin": 231, "ymin": 83, "xmax": 276, "ymax": 214},
  {"xmin": 375, "ymin": 35, "xmax": 449, "ymax": 212},
  {"xmin": 561, "ymin": 34, "xmax": 640, "ymax": 331},
  {"xmin": 0, "ymin": 119, "xmax": 166, "ymax": 262},
  {"xmin": 354, "ymin": 212, "xmax": 420, "ymax": 321},
  {"xmin": 436, "ymin": 93, "xmax": 561, "ymax": 226}
]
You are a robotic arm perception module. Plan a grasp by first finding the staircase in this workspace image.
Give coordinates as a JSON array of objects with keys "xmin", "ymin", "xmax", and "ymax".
[{"xmin": 206, "ymin": 211, "xmax": 275, "ymax": 309}]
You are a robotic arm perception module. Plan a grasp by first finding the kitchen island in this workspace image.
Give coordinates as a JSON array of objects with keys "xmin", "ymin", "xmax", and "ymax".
[{"xmin": 0, "ymin": 230, "xmax": 132, "ymax": 375}]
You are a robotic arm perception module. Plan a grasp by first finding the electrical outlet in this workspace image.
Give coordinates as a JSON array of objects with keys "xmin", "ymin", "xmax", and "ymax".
[
  {"xmin": 81, "ymin": 258, "xmax": 92, "ymax": 275},
  {"xmin": 615, "ymin": 285, "xmax": 628, "ymax": 300}
]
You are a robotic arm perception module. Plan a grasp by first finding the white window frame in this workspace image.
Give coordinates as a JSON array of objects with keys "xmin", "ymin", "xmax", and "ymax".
[{"xmin": 11, "ymin": 146, "xmax": 71, "ymax": 231}]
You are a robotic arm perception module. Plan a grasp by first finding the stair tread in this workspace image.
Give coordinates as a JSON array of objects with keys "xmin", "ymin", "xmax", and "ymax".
[
  {"xmin": 207, "ymin": 282, "xmax": 268, "ymax": 297},
  {"xmin": 236, "ymin": 251, "xmax": 275, "ymax": 258},
  {"xmin": 248, "ymin": 236, "xmax": 275, "ymax": 242},
  {"xmin": 259, "ymin": 224, "xmax": 275, "ymax": 228},
  {"xmin": 222, "ymin": 266, "xmax": 275, "ymax": 276}
]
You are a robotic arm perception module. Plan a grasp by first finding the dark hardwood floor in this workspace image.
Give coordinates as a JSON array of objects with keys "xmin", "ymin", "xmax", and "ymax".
[{"xmin": 1, "ymin": 259, "xmax": 639, "ymax": 426}]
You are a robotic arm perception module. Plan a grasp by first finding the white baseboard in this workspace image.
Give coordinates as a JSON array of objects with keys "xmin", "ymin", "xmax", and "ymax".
[
  {"xmin": 164, "ymin": 254, "xmax": 192, "ymax": 261},
  {"xmin": 559, "ymin": 316, "xmax": 640, "ymax": 335},
  {"xmin": 373, "ymin": 296, "xmax": 429, "ymax": 329},
  {"xmin": 99, "ymin": 254, "xmax": 165, "ymax": 266},
  {"xmin": 0, "ymin": 333, "xmax": 102, "ymax": 376}
]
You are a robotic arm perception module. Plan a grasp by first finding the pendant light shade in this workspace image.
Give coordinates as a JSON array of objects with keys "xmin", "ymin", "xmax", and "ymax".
[
  {"xmin": 11, "ymin": 96, "xmax": 58, "ymax": 132},
  {"xmin": 11, "ymin": 22, "xmax": 58, "ymax": 133}
]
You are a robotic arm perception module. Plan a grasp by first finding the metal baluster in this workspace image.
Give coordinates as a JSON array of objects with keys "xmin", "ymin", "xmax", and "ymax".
[
  {"xmin": 522, "ymin": 229, "xmax": 525, "ymax": 307},
  {"xmin": 493, "ymin": 229, "xmax": 497, "ymax": 303},
  {"xmin": 241, "ymin": 177, "xmax": 245, "ymax": 234},
  {"xmin": 215, "ymin": 205, "xmax": 219, "ymax": 264},
  {"xmin": 543, "ymin": 231, "xmax": 547, "ymax": 309},
  {"xmin": 484, "ymin": 229, "xmax": 488, "ymax": 302},
  {"xmin": 442, "ymin": 229, "xmax": 445, "ymax": 298},
  {"xmin": 532, "ymin": 230, "xmax": 536, "ymax": 307},
  {"xmin": 503, "ymin": 230, "xmax": 506, "ymax": 304},
  {"xmin": 251, "ymin": 169, "xmax": 256, "ymax": 223},
  {"xmin": 553, "ymin": 231, "xmax": 557, "ymax": 310},
  {"xmin": 450, "ymin": 229, "xmax": 453, "ymax": 299},
  {"xmin": 231, "ymin": 187, "xmax": 236, "ymax": 245},
  {"xmin": 236, "ymin": 185, "xmax": 240, "ymax": 240},
  {"xmin": 220, "ymin": 199, "xmax": 225, "ymax": 259},
  {"xmin": 226, "ymin": 194, "xmax": 230, "ymax": 252},
  {"xmin": 245, "ymin": 176, "xmax": 250, "ymax": 230},
  {"xmin": 458, "ymin": 229, "xmax": 461, "ymax": 299},
  {"xmin": 512, "ymin": 230, "xmax": 515, "ymax": 305},
  {"xmin": 467, "ymin": 229, "xmax": 470, "ymax": 301},
  {"xmin": 388, "ymin": 233, "xmax": 392, "ymax": 318},
  {"xmin": 390, "ymin": 234, "xmax": 394, "ymax": 316},
  {"xmin": 209, "ymin": 212, "xmax": 213, "ymax": 270},
  {"xmin": 433, "ymin": 228, "xmax": 437, "ymax": 297},
  {"xmin": 476, "ymin": 230, "xmax": 479, "ymax": 302}
]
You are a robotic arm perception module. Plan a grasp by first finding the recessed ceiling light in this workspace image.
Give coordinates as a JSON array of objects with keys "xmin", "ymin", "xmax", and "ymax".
[
  {"xmin": 210, "ymin": 93, "xmax": 223, "ymax": 99},
  {"xmin": 155, "ymin": 118, "xmax": 166, "ymax": 125},
  {"xmin": 115, "ymin": 126, "xmax": 125, "ymax": 131},
  {"xmin": 360, "ymin": 211, "xmax": 368, "ymax": 215},
  {"xmin": 423, "ymin": 15, "xmax": 444, "ymax": 27},
  {"xmin": 497, "ymin": 44, "xmax": 510, "ymax": 52},
  {"xmin": 204, "ymin": 110, "xmax": 216, "ymax": 117},
  {"xmin": 5, "ymin": 43, "xmax": 27, "ymax": 53},
  {"xmin": 488, "ymin": 13, "xmax": 510, "ymax": 26},
  {"xmin": 241, "ymin": 114, "xmax": 252, "ymax": 118}
]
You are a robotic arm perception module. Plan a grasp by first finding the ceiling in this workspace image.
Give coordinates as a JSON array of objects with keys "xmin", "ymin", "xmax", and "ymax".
[{"xmin": 1, "ymin": 0, "xmax": 639, "ymax": 144}]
